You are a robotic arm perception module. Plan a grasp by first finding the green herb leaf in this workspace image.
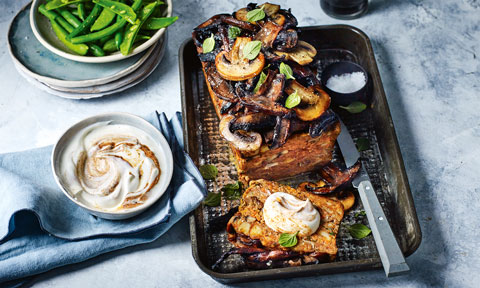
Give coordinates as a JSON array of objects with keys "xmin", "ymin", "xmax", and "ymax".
[
  {"xmin": 222, "ymin": 181, "xmax": 243, "ymax": 200},
  {"xmin": 279, "ymin": 231, "xmax": 299, "ymax": 247},
  {"xmin": 199, "ymin": 164, "xmax": 218, "ymax": 180},
  {"xmin": 285, "ymin": 90, "xmax": 301, "ymax": 109},
  {"xmin": 228, "ymin": 26, "xmax": 242, "ymax": 39},
  {"xmin": 354, "ymin": 211, "xmax": 366, "ymax": 218},
  {"xmin": 202, "ymin": 33, "xmax": 215, "ymax": 54},
  {"xmin": 348, "ymin": 223, "xmax": 372, "ymax": 239},
  {"xmin": 253, "ymin": 71, "xmax": 267, "ymax": 93},
  {"xmin": 246, "ymin": 7, "xmax": 265, "ymax": 22},
  {"xmin": 356, "ymin": 137, "xmax": 370, "ymax": 152},
  {"xmin": 243, "ymin": 40, "xmax": 262, "ymax": 60},
  {"xmin": 203, "ymin": 192, "xmax": 221, "ymax": 207},
  {"xmin": 339, "ymin": 101, "xmax": 367, "ymax": 114},
  {"xmin": 279, "ymin": 62, "xmax": 295, "ymax": 80}
]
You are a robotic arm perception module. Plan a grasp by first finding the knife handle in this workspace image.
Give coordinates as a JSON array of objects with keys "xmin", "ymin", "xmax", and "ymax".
[{"xmin": 357, "ymin": 180, "xmax": 410, "ymax": 277}]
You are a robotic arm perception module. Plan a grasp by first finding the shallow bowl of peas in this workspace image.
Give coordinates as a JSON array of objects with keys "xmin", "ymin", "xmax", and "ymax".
[{"xmin": 30, "ymin": 0, "xmax": 176, "ymax": 63}]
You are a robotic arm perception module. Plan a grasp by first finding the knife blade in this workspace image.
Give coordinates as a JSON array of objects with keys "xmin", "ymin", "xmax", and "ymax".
[{"xmin": 337, "ymin": 119, "xmax": 409, "ymax": 277}]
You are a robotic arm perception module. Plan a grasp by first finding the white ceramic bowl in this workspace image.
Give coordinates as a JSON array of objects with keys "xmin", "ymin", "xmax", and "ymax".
[
  {"xmin": 30, "ymin": 0, "xmax": 172, "ymax": 63},
  {"xmin": 51, "ymin": 113, "xmax": 174, "ymax": 220}
]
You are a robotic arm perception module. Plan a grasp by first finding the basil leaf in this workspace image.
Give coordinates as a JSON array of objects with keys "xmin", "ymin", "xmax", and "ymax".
[
  {"xmin": 348, "ymin": 223, "xmax": 372, "ymax": 239},
  {"xmin": 279, "ymin": 62, "xmax": 295, "ymax": 80},
  {"xmin": 243, "ymin": 40, "xmax": 262, "ymax": 60},
  {"xmin": 202, "ymin": 33, "xmax": 215, "ymax": 54},
  {"xmin": 356, "ymin": 137, "xmax": 370, "ymax": 152},
  {"xmin": 253, "ymin": 71, "xmax": 267, "ymax": 93},
  {"xmin": 246, "ymin": 7, "xmax": 265, "ymax": 22},
  {"xmin": 203, "ymin": 192, "xmax": 221, "ymax": 207},
  {"xmin": 285, "ymin": 90, "xmax": 301, "ymax": 109},
  {"xmin": 355, "ymin": 211, "xmax": 366, "ymax": 218},
  {"xmin": 222, "ymin": 181, "xmax": 243, "ymax": 200},
  {"xmin": 339, "ymin": 101, "xmax": 367, "ymax": 114},
  {"xmin": 279, "ymin": 231, "xmax": 299, "ymax": 247},
  {"xmin": 228, "ymin": 26, "xmax": 242, "ymax": 39},
  {"xmin": 199, "ymin": 164, "xmax": 218, "ymax": 180}
]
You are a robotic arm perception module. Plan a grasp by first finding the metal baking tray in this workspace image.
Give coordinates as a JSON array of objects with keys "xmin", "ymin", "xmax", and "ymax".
[{"xmin": 179, "ymin": 25, "xmax": 421, "ymax": 283}]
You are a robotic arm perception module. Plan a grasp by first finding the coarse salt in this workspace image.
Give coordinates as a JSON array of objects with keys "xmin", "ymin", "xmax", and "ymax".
[{"xmin": 326, "ymin": 72, "xmax": 366, "ymax": 93}]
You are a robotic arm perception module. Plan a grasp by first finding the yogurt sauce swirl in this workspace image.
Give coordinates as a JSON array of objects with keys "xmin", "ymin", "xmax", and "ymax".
[
  {"xmin": 263, "ymin": 192, "xmax": 321, "ymax": 237},
  {"xmin": 59, "ymin": 122, "xmax": 162, "ymax": 211}
]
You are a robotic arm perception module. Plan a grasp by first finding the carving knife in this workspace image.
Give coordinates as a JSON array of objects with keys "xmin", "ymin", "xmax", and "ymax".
[{"xmin": 337, "ymin": 119, "xmax": 409, "ymax": 277}]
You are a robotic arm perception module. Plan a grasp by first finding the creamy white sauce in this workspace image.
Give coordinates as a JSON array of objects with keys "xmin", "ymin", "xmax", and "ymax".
[
  {"xmin": 59, "ymin": 122, "xmax": 162, "ymax": 212},
  {"xmin": 263, "ymin": 192, "xmax": 321, "ymax": 237}
]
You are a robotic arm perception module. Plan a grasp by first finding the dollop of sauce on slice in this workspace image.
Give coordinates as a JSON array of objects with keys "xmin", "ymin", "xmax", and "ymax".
[
  {"xmin": 59, "ymin": 122, "xmax": 161, "ymax": 211},
  {"xmin": 263, "ymin": 192, "xmax": 320, "ymax": 237}
]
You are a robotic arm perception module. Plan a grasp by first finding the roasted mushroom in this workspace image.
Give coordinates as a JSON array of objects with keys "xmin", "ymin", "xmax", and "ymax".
[
  {"xmin": 275, "ymin": 40, "xmax": 317, "ymax": 65},
  {"xmin": 215, "ymin": 37, "xmax": 265, "ymax": 81},
  {"xmin": 220, "ymin": 115, "xmax": 262, "ymax": 156},
  {"xmin": 285, "ymin": 81, "xmax": 331, "ymax": 121}
]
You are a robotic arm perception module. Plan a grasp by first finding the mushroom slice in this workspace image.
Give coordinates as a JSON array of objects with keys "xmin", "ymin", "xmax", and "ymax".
[
  {"xmin": 204, "ymin": 66, "xmax": 237, "ymax": 102},
  {"xmin": 254, "ymin": 20, "xmax": 283, "ymax": 48},
  {"xmin": 235, "ymin": 8, "xmax": 250, "ymax": 23},
  {"xmin": 231, "ymin": 113, "xmax": 276, "ymax": 132},
  {"xmin": 274, "ymin": 40, "xmax": 317, "ymax": 65},
  {"xmin": 215, "ymin": 37, "xmax": 265, "ymax": 81},
  {"xmin": 219, "ymin": 115, "xmax": 262, "ymax": 157},
  {"xmin": 273, "ymin": 29, "xmax": 298, "ymax": 51},
  {"xmin": 285, "ymin": 81, "xmax": 331, "ymax": 122},
  {"xmin": 270, "ymin": 116, "xmax": 291, "ymax": 149},
  {"xmin": 259, "ymin": 3, "xmax": 280, "ymax": 16}
]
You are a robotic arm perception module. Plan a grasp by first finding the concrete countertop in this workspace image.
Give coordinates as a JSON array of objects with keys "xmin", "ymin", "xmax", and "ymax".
[{"xmin": 0, "ymin": 0, "xmax": 479, "ymax": 287}]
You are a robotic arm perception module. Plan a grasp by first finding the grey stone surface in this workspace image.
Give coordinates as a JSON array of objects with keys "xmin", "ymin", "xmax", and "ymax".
[{"xmin": 1, "ymin": 0, "xmax": 479, "ymax": 287}]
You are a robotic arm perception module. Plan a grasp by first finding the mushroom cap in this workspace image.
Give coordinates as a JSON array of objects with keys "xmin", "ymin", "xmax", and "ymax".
[{"xmin": 215, "ymin": 37, "xmax": 265, "ymax": 81}]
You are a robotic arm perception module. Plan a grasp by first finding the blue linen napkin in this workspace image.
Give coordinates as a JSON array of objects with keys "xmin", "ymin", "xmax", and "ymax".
[{"xmin": 0, "ymin": 112, "xmax": 206, "ymax": 285}]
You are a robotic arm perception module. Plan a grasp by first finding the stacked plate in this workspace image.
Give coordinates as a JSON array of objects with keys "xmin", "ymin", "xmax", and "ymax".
[{"xmin": 7, "ymin": 3, "xmax": 167, "ymax": 99}]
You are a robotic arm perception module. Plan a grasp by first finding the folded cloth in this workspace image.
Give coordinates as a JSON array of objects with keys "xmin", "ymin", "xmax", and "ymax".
[{"xmin": 0, "ymin": 112, "xmax": 206, "ymax": 285}]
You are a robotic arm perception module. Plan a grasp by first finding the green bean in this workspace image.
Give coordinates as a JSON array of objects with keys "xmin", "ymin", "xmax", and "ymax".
[
  {"xmin": 70, "ymin": 0, "xmax": 142, "ymax": 44},
  {"xmin": 90, "ymin": 44, "xmax": 106, "ymax": 56},
  {"xmin": 142, "ymin": 16, "xmax": 177, "ymax": 30},
  {"xmin": 91, "ymin": 7, "xmax": 116, "ymax": 31},
  {"xmin": 71, "ymin": 10, "xmax": 79, "ymax": 17},
  {"xmin": 114, "ymin": 31, "xmax": 123, "ymax": 49},
  {"xmin": 38, "ymin": 5, "xmax": 74, "ymax": 33},
  {"xmin": 77, "ymin": 3, "xmax": 86, "ymax": 21},
  {"xmin": 93, "ymin": 0, "xmax": 137, "ymax": 24},
  {"xmin": 120, "ymin": 2, "xmax": 157, "ymax": 55},
  {"xmin": 98, "ymin": 34, "xmax": 113, "ymax": 45},
  {"xmin": 67, "ymin": 4, "xmax": 102, "ymax": 40},
  {"xmin": 57, "ymin": 8, "xmax": 82, "ymax": 28},
  {"xmin": 45, "ymin": 0, "xmax": 86, "ymax": 11}
]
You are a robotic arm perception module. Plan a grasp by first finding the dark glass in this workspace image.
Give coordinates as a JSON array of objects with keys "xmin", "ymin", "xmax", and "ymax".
[{"xmin": 320, "ymin": 0, "xmax": 368, "ymax": 20}]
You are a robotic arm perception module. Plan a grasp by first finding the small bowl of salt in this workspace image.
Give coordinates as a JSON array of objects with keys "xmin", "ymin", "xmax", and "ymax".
[{"xmin": 321, "ymin": 61, "xmax": 368, "ymax": 106}]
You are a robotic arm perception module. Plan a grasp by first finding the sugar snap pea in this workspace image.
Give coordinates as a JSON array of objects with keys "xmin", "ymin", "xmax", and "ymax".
[
  {"xmin": 91, "ymin": 7, "xmax": 116, "ymax": 31},
  {"xmin": 120, "ymin": 2, "xmax": 157, "ymax": 55},
  {"xmin": 77, "ymin": 3, "xmax": 86, "ymax": 21},
  {"xmin": 90, "ymin": 44, "xmax": 106, "ymax": 56},
  {"xmin": 45, "ymin": 0, "xmax": 86, "ymax": 10},
  {"xmin": 50, "ymin": 18, "xmax": 88, "ymax": 55},
  {"xmin": 66, "ymin": 4, "xmax": 102, "ymax": 40},
  {"xmin": 57, "ymin": 8, "xmax": 82, "ymax": 28},
  {"xmin": 70, "ymin": 0, "xmax": 143, "ymax": 44},
  {"xmin": 38, "ymin": 5, "xmax": 75, "ymax": 33},
  {"xmin": 142, "ymin": 16, "xmax": 178, "ymax": 30},
  {"xmin": 92, "ymin": 0, "xmax": 137, "ymax": 24}
]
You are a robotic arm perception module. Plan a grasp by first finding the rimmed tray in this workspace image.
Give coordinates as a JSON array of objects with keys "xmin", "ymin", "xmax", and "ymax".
[{"xmin": 179, "ymin": 25, "xmax": 421, "ymax": 283}]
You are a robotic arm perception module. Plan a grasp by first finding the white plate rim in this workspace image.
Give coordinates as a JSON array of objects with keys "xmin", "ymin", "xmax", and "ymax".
[{"xmin": 29, "ymin": 0, "xmax": 173, "ymax": 63}]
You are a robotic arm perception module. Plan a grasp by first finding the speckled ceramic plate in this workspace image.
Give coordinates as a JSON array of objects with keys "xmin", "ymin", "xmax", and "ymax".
[
  {"xmin": 8, "ymin": 2, "xmax": 154, "ymax": 88},
  {"xmin": 14, "ymin": 32, "xmax": 167, "ymax": 99}
]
